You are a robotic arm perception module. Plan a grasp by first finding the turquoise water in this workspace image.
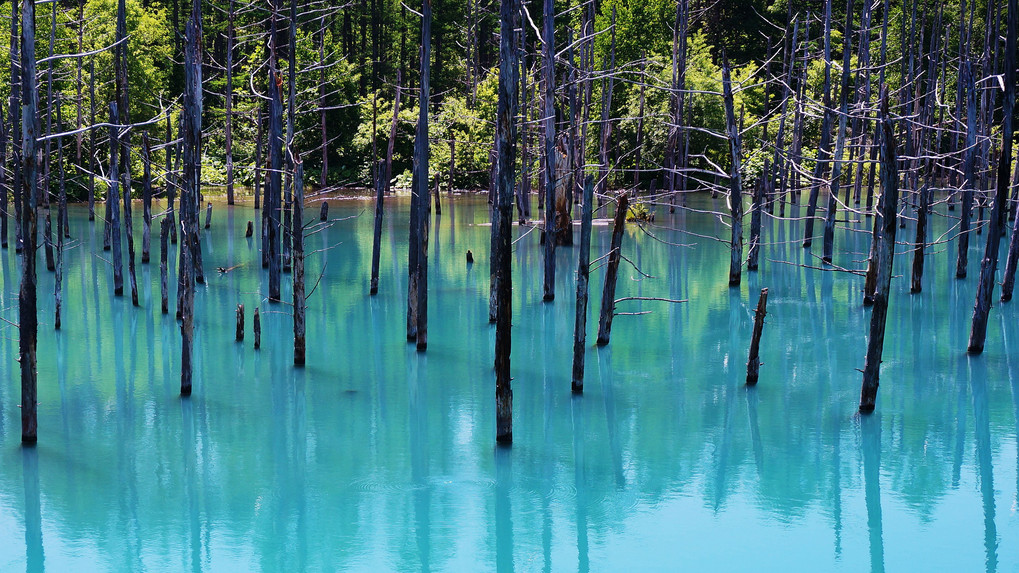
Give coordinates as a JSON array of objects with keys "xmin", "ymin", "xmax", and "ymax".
[{"xmin": 0, "ymin": 194, "xmax": 1017, "ymax": 572}]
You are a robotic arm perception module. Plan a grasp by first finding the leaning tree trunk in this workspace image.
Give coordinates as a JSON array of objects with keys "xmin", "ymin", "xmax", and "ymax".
[
  {"xmin": 10, "ymin": 0, "xmax": 22, "ymax": 249},
  {"xmin": 596, "ymin": 192, "xmax": 630, "ymax": 346},
  {"xmin": 859, "ymin": 88, "xmax": 901, "ymax": 413},
  {"xmin": 969, "ymin": 0, "xmax": 1017, "ymax": 353},
  {"xmin": 20, "ymin": 0, "xmax": 39, "ymax": 444},
  {"xmin": 494, "ymin": 0, "xmax": 519, "ymax": 443},
  {"xmin": 369, "ymin": 160, "xmax": 385, "ymax": 295},
  {"xmin": 721, "ymin": 58, "xmax": 744, "ymax": 286}
]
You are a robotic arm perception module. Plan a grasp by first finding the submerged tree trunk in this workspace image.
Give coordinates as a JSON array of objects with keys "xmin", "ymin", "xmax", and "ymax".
[
  {"xmin": 494, "ymin": 0, "xmax": 519, "ymax": 443},
  {"xmin": 293, "ymin": 160, "xmax": 306, "ymax": 365},
  {"xmin": 160, "ymin": 217, "xmax": 169, "ymax": 314},
  {"xmin": 109, "ymin": 103, "xmax": 124, "ymax": 297},
  {"xmin": 410, "ymin": 0, "xmax": 432, "ymax": 350},
  {"xmin": 267, "ymin": 4, "xmax": 284, "ymax": 303},
  {"xmin": 970, "ymin": 0, "xmax": 1017, "ymax": 353},
  {"xmin": 20, "ymin": 0, "xmax": 39, "ymax": 444},
  {"xmin": 596, "ymin": 192, "xmax": 630, "ymax": 346},
  {"xmin": 572, "ymin": 176, "xmax": 595, "ymax": 393},
  {"xmin": 179, "ymin": 0, "xmax": 203, "ymax": 396},
  {"xmin": 746, "ymin": 288, "xmax": 769, "ymax": 385},
  {"xmin": 370, "ymin": 161, "xmax": 385, "ymax": 295},
  {"xmin": 803, "ymin": 0, "xmax": 835, "ymax": 249},
  {"xmin": 859, "ymin": 88, "xmax": 901, "ymax": 413}
]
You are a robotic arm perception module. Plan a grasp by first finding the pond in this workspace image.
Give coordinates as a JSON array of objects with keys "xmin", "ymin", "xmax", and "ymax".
[{"xmin": 0, "ymin": 193, "xmax": 1017, "ymax": 571}]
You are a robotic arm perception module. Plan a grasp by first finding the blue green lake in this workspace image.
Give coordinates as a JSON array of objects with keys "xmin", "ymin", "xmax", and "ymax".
[{"xmin": 0, "ymin": 194, "xmax": 1017, "ymax": 571}]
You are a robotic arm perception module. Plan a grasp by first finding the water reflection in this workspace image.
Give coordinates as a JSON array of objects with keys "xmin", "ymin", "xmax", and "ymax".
[
  {"xmin": 23, "ymin": 447, "xmax": 44, "ymax": 573},
  {"xmin": 861, "ymin": 413, "xmax": 883, "ymax": 573},
  {"xmin": 0, "ymin": 199, "xmax": 1017, "ymax": 570}
]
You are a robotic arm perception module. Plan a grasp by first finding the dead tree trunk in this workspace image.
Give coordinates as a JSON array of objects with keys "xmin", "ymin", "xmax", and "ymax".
[
  {"xmin": 142, "ymin": 133, "xmax": 152, "ymax": 263},
  {"xmin": 9, "ymin": 0, "xmax": 22, "ymax": 249},
  {"xmin": 957, "ymin": 60, "xmax": 977, "ymax": 279},
  {"xmin": 319, "ymin": 14, "xmax": 328, "ymax": 187},
  {"xmin": 20, "ymin": 0, "xmax": 38, "ymax": 444},
  {"xmin": 572, "ymin": 176, "xmax": 595, "ymax": 393},
  {"xmin": 122, "ymin": 129, "xmax": 139, "ymax": 306},
  {"xmin": 721, "ymin": 58, "xmax": 744, "ymax": 286},
  {"xmin": 494, "ymin": 0, "xmax": 519, "ymax": 443},
  {"xmin": 369, "ymin": 161, "xmax": 385, "ymax": 295},
  {"xmin": 109, "ymin": 103, "xmax": 124, "ymax": 296},
  {"xmin": 160, "ymin": 217, "xmax": 169, "ymax": 314},
  {"xmin": 415, "ymin": 0, "xmax": 432, "ymax": 351},
  {"xmin": 179, "ymin": 0, "xmax": 203, "ymax": 396},
  {"xmin": 1, "ymin": 102, "xmax": 7, "ymax": 249},
  {"xmin": 596, "ymin": 192, "xmax": 629, "ymax": 346},
  {"xmin": 746, "ymin": 288, "xmax": 768, "ymax": 385},
  {"xmin": 267, "ymin": 3, "xmax": 284, "ymax": 303},
  {"xmin": 803, "ymin": 0, "xmax": 835, "ymax": 249},
  {"xmin": 911, "ymin": 184, "xmax": 930, "ymax": 293},
  {"xmin": 541, "ymin": 0, "xmax": 556, "ymax": 302},
  {"xmin": 253, "ymin": 307, "xmax": 261, "ymax": 349},
  {"xmin": 384, "ymin": 69, "xmax": 402, "ymax": 196},
  {"xmin": 54, "ymin": 101, "xmax": 66, "ymax": 327},
  {"xmin": 969, "ymin": 0, "xmax": 1016, "ymax": 354},
  {"xmin": 822, "ymin": 0, "xmax": 855, "ymax": 265},
  {"xmin": 236, "ymin": 304, "xmax": 244, "ymax": 341},
  {"xmin": 293, "ymin": 159, "xmax": 306, "ymax": 365},
  {"xmin": 859, "ymin": 87, "xmax": 901, "ymax": 413},
  {"xmin": 225, "ymin": 0, "xmax": 235, "ymax": 204}
]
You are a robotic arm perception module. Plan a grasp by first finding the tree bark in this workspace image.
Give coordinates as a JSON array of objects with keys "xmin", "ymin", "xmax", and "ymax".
[
  {"xmin": 541, "ymin": 0, "xmax": 556, "ymax": 302},
  {"xmin": 859, "ymin": 87, "xmax": 901, "ymax": 413},
  {"xmin": 969, "ymin": 0, "xmax": 1017, "ymax": 353},
  {"xmin": 721, "ymin": 58, "xmax": 743, "ymax": 286},
  {"xmin": 746, "ymin": 288, "xmax": 768, "ymax": 385},
  {"xmin": 494, "ymin": 0, "xmax": 519, "ymax": 443},
  {"xmin": 596, "ymin": 192, "xmax": 629, "ymax": 346},
  {"xmin": 572, "ymin": 176, "xmax": 594, "ymax": 393},
  {"xmin": 293, "ymin": 160, "xmax": 306, "ymax": 365},
  {"xmin": 20, "ymin": 0, "xmax": 39, "ymax": 444}
]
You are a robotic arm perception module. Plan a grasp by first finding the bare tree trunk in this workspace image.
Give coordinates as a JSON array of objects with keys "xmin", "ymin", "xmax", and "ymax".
[
  {"xmin": 822, "ymin": 0, "xmax": 855, "ymax": 264},
  {"xmin": 10, "ymin": 0, "xmax": 22, "ymax": 250},
  {"xmin": 370, "ymin": 160, "xmax": 385, "ymax": 294},
  {"xmin": 268, "ymin": 2, "xmax": 284, "ymax": 303},
  {"xmin": 109, "ymin": 104, "xmax": 124, "ymax": 296},
  {"xmin": 596, "ymin": 192, "xmax": 629, "ymax": 345},
  {"xmin": 969, "ymin": 0, "xmax": 1017, "ymax": 354},
  {"xmin": 572, "ymin": 176, "xmax": 594, "ymax": 393},
  {"xmin": 803, "ymin": 0, "xmax": 834, "ymax": 249},
  {"xmin": 160, "ymin": 217, "xmax": 169, "ymax": 314},
  {"xmin": 55, "ymin": 101, "xmax": 66, "ymax": 327},
  {"xmin": 293, "ymin": 160, "xmax": 306, "ymax": 365},
  {"xmin": 20, "ymin": 0, "xmax": 39, "ymax": 444},
  {"xmin": 142, "ymin": 133, "xmax": 152, "ymax": 263},
  {"xmin": 413, "ymin": 0, "xmax": 432, "ymax": 351},
  {"xmin": 859, "ymin": 87, "xmax": 900, "ymax": 413},
  {"xmin": 0, "ymin": 103, "xmax": 7, "ymax": 249},
  {"xmin": 384, "ymin": 69, "xmax": 402, "ymax": 196},
  {"xmin": 746, "ymin": 288, "xmax": 768, "ymax": 385},
  {"xmin": 180, "ymin": 0, "xmax": 203, "ymax": 396},
  {"xmin": 722, "ymin": 58, "xmax": 743, "ymax": 286},
  {"xmin": 319, "ymin": 15, "xmax": 329, "ymax": 187},
  {"xmin": 495, "ymin": 0, "xmax": 519, "ymax": 443},
  {"xmin": 541, "ymin": 0, "xmax": 556, "ymax": 302},
  {"xmin": 225, "ymin": 0, "xmax": 235, "ymax": 204}
]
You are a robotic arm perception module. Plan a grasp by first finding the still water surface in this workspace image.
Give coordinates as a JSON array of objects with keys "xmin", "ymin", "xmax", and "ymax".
[{"xmin": 0, "ymin": 194, "xmax": 1017, "ymax": 571}]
